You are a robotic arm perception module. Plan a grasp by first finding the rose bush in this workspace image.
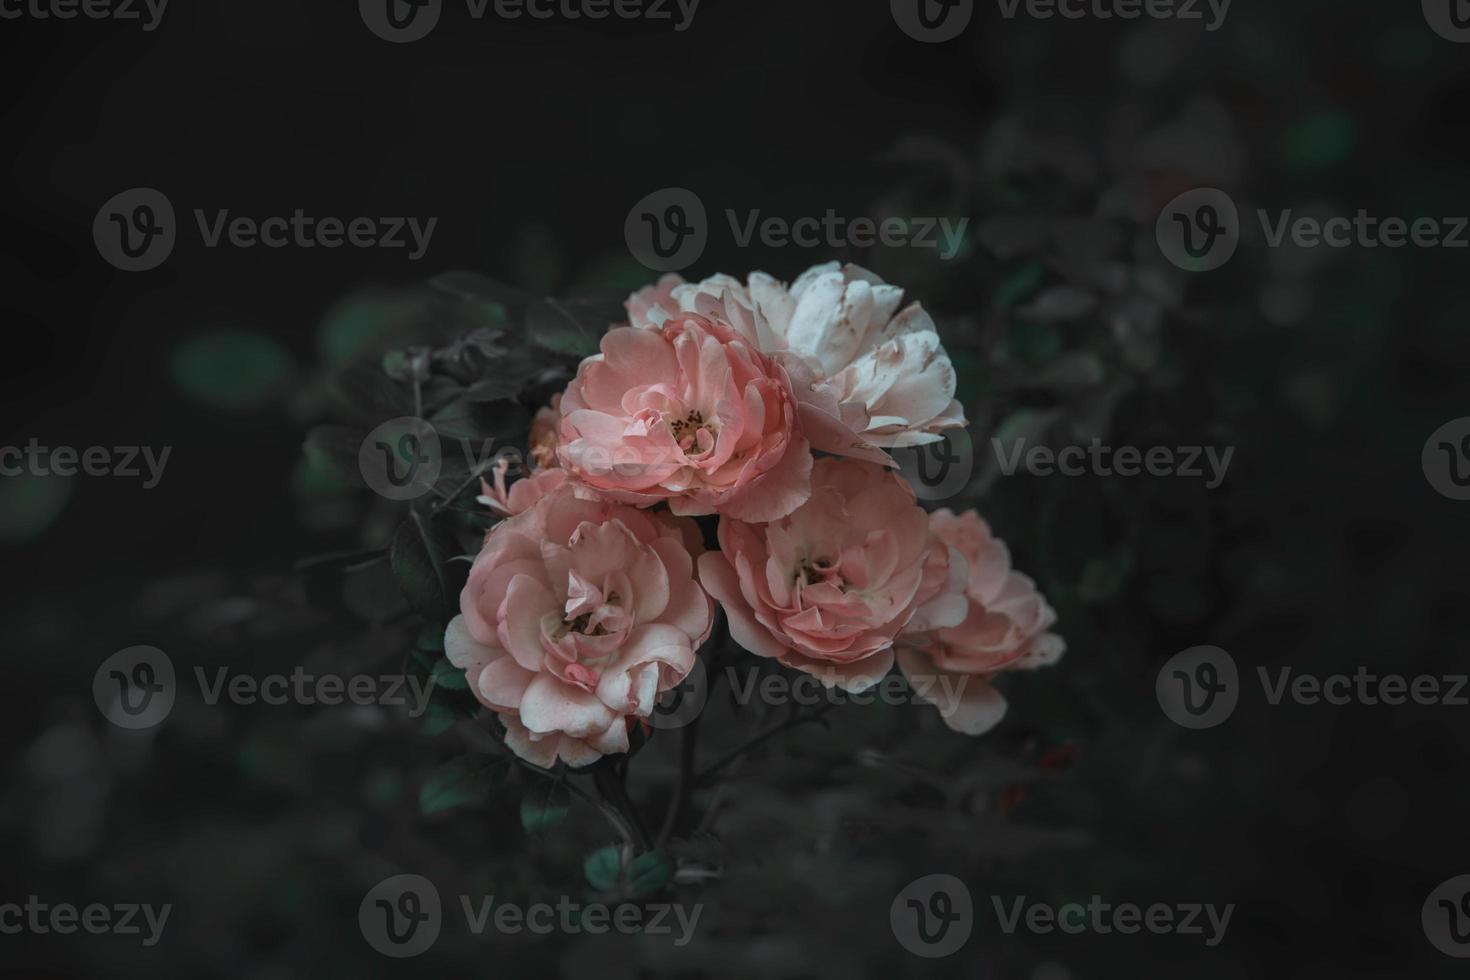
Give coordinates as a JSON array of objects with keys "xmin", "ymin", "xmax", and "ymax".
[{"xmin": 436, "ymin": 263, "xmax": 1062, "ymax": 771}]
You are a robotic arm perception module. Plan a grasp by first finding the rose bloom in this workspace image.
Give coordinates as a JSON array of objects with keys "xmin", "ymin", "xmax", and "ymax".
[
  {"xmin": 697, "ymin": 457, "xmax": 967, "ymax": 691},
  {"xmin": 628, "ymin": 262, "xmax": 966, "ymax": 464},
  {"xmin": 556, "ymin": 311, "xmax": 812, "ymax": 523},
  {"xmin": 479, "ymin": 461, "xmax": 567, "ymax": 518},
  {"xmin": 528, "ymin": 393, "xmax": 561, "ymax": 470},
  {"xmin": 446, "ymin": 480, "xmax": 714, "ymax": 768},
  {"xmin": 896, "ymin": 509, "xmax": 1065, "ymax": 735}
]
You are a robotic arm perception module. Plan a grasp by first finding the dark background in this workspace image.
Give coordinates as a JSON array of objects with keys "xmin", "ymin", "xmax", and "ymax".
[{"xmin": 3, "ymin": 0, "xmax": 1470, "ymax": 977}]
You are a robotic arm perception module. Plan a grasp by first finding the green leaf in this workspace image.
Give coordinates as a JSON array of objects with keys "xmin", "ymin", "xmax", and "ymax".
[
  {"xmin": 462, "ymin": 376, "xmax": 526, "ymax": 403},
  {"xmin": 420, "ymin": 702, "xmax": 461, "ymax": 736},
  {"xmin": 990, "ymin": 408, "xmax": 1062, "ymax": 453},
  {"xmin": 996, "ymin": 261, "xmax": 1047, "ymax": 310},
  {"xmin": 390, "ymin": 511, "xmax": 469, "ymax": 621},
  {"xmin": 431, "ymin": 270, "xmax": 533, "ymax": 310},
  {"xmin": 428, "ymin": 398, "xmax": 499, "ymax": 442},
  {"xmin": 520, "ymin": 783, "xmax": 571, "ymax": 834},
  {"xmin": 431, "ymin": 657, "xmax": 469, "ymax": 692},
  {"xmin": 342, "ymin": 558, "xmax": 411, "ymax": 626},
  {"xmin": 172, "ymin": 328, "xmax": 293, "ymax": 413},
  {"xmin": 329, "ymin": 359, "xmax": 415, "ymax": 422},
  {"xmin": 583, "ymin": 846, "xmax": 622, "ymax": 892},
  {"xmin": 303, "ymin": 425, "xmax": 367, "ymax": 485},
  {"xmin": 318, "ymin": 290, "xmax": 407, "ymax": 367},
  {"xmin": 0, "ymin": 472, "xmax": 74, "ymax": 544},
  {"xmin": 1078, "ymin": 549, "xmax": 1134, "ymax": 604},
  {"xmin": 1284, "ymin": 111, "xmax": 1357, "ymax": 173},
  {"xmin": 1006, "ymin": 320, "xmax": 1063, "ymax": 367},
  {"xmin": 419, "ymin": 758, "xmax": 502, "ymax": 815},
  {"xmin": 526, "ymin": 298, "xmax": 612, "ymax": 357},
  {"xmin": 626, "ymin": 851, "xmax": 674, "ymax": 898}
]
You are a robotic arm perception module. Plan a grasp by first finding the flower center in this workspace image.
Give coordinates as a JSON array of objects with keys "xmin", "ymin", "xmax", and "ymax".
[
  {"xmin": 564, "ymin": 591, "xmax": 620, "ymax": 637},
  {"xmin": 796, "ymin": 556, "xmax": 839, "ymax": 587},
  {"xmin": 668, "ymin": 409, "xmax": 717, "ymax": 457}
]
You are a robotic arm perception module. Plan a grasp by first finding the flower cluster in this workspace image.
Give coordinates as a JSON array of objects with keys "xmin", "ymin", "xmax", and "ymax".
[{"xmin": 446, "ymin": 262, "xmax": 1064, "ymax": 768}]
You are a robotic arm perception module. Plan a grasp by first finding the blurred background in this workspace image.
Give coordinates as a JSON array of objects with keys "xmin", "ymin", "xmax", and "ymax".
[{"xmin": 3, "ymin": 0, "xmax": 1470, "ymax": 976}]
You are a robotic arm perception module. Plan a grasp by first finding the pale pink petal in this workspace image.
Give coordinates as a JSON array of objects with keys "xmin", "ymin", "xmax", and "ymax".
[
  {"xmin": 698, "ymin": 551, "xmax": 789, "ymax": 660},
  {"xmin": 519, "ymin": 673, "xmax": 618, "ymax": 739}
]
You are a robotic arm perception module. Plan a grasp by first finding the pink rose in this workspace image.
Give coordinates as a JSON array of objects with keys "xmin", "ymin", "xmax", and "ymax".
[
  {"xmin": 556, "ymin": 312, "xmax": 812, "ymax": 523},
  {"xmin": 896, "ymin": 510, "xmax": 1065, "ymax": 735},
  {"xmin": 528, "ymin": 393, "xmax": 562, "ymax": 471},
  {"xmin": 697, "ymin": 458, "xmax": 967, "ymax": 692},
  {"xmin": 627, "ymin": 263, "xmax": 967, "ymax": 465},
  {"xmin": 446, "ymin": 481, "xmax": 714, "ymax": 768},
  {"xmin": 480, "ymin": 460, "xmax": 567, "ymax": 518}
]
